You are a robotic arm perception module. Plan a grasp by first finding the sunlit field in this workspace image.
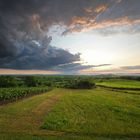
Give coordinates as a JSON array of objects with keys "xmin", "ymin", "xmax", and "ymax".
[
  {"xmin": 0, "ymin": 76, "xmax": 140, "ymax": 140},
  {"xmin": 96, "ymin": 79, "xmax": 140, "ymax": 89}
]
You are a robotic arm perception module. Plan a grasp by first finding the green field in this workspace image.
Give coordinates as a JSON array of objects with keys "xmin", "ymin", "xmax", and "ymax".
[
  {"xmin": 96, "ymin": 79, "xmax": 140, "ymax": 89},
  {"xmin": 0, "ymin": 87, "xmax": 140, "ymax": 140}
]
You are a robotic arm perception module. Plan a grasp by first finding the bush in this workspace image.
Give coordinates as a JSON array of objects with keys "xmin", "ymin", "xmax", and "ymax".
[
  {"xmin": 64, "ymin": 79, "xmax": 96, "ymax": 89},
  {"xmin": 23, "ymin": 76, "xmax": 40, "ymax": 87},
  {"xmin": 0, "ymin": 76, "xmax": 18, "ymax": 88},
  {"xmin": 0, "ymin": 87, "xmax": 51, "ymax": 101}
]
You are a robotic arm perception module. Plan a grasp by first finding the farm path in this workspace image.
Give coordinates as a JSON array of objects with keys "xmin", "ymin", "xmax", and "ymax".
[{"xmin": 0, "ymin": 89, "xmax": 65, "ymax": 136}]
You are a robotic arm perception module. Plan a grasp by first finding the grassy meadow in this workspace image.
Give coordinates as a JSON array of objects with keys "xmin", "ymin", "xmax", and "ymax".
[
  {"xmin": 0, "ymin": 76, "xmax": 140, "ymax": 140},
  {"xmin": 95, "ymin": 79, "xmax": 140, "ymax": 89}
]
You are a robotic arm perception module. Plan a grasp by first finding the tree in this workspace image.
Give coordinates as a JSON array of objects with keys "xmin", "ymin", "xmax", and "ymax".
[
  {"xmin": 23, "ymin": 76, "xmax": 38, "ymax": 87},
  {"xmin": 0, "ymin": 76, "xmax": 18, "ymax": 87},
  {"xmin": 64, "ymin": 79, "xmax": 96, "ymax": 89}
]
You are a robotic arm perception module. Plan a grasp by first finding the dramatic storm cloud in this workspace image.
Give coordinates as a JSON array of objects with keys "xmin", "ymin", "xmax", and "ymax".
[
  {"xmin": 53, "ymin": 63, "xmax": 111, "ymax": 74},
  {"xmin": 0, "ymin": 0, "xmax": 82, "ymax": 70},
  {"xmin": 0, "ymin": 0, "xmax": 140, "ymax": 72}
]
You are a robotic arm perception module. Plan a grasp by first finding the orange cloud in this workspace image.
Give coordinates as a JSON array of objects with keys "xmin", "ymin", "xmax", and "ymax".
[
  {"xmin": 71, "ymin": 16, "xmax": 90, "ymax": 25},
  {"xmin": 67, "ymin": 16, "xmax": 140, "ymax": 34},
  {"xmin": 84, "ymin": 4, "xmax": 107, "ymax": 14},
  {"xmin": 31, "ymin": 14, "xmax": 42, "ymax": 32},
  {"xmin": 0, "ymin": 69, "xmax": 60, "ymax": 75},
  {"xmin": 95, "ymin": 5, "xmax": 108, "ymax": 13},
  {"xmin": 85, "ymin": 17, "xmax": 140, "ymax": 31},
  {"xmin": 84, "ymin": 7, "xmax": 94, "ymax": 14}
]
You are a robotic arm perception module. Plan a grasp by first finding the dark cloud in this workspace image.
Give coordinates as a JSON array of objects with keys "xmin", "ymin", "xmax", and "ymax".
[
  {"xmin": 0, "ymin": 0, "xmax": 84, "ymax": 70},
  {"xmin": 0, "ymin": 46, "xmax": 80, "ymax": 70},
  {"xmin": 95, "ymin": 23, "xmax": 140, "ymax": 36},
  {"xmin": 121, "ymin": 65, "xmax": 140, "ymax": 70},
  {"xmin": 54, "ymin": 63, "xmax": 111, "ymax": 72},
  {"xmin": 0, "ymin": 0, "xmax": 139, "ymax": 71},
  {"xmin": 96, "ymin": 0, "xmax": 140, "ymax": 22}
]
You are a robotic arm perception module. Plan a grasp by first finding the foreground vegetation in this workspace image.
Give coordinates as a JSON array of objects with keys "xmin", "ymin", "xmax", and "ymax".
[
  {"xmin": 0, "ymin": 75, "xmax": 140, "ymax": 139},
  {"xmin": 42, "ymin": 89, "xmax": 140, "ymax": 136},
  {"xmin": 0, "ymin": 87, "xmax": 51, "ymax": 102},
  {"xmin": 0, "ymin": 88, "xmax": 140, "ymax": 140}
]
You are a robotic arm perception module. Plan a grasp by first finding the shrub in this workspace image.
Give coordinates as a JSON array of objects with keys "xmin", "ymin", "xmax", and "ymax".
[{"xmin": 64, "ymin": 79, "xmax": 96, "ymax": 89}]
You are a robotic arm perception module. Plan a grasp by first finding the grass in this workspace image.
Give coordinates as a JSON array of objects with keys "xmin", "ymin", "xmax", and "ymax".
[
  {"xmin": 95, "ymin": 79, "xmax": 140, "ymax": 89},
  {"xmin": 0, "ymin": 87, "xmax": 140, "ymax": 139},
  {"xmin": 42, "ymin": 88, "xmax": 140, "ymax": 138}
]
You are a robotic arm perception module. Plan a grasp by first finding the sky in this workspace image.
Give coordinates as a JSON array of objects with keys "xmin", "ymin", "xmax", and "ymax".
[{"xmin": 0, "ymin": 0, "xmax": 140, "ymax": 75}]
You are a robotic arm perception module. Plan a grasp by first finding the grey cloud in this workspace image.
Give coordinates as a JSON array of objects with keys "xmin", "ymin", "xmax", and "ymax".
[
  {"xmin": 95, "ymin": 23, "xmax": 140, "ymax": 36},
  {"xmin": 121, "ymin": 65, "xmax": 140, "ymax": 70},
  {"xmin": 0, "ymin": 0, "xmax": 83, "ymax": 70},
  {"xmin": 54, "ymin": 63, "xmax": 111, "ymax": 72},
  {"xmin": 96, "ymin": 0, "xmax": 140, "ymax": 22},
  {"xmin": 0, "ymin": 46, "xmax": 80, "ymax": 70}
]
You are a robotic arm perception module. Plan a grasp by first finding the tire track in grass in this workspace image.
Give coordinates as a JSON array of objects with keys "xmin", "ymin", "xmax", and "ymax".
[
  {"xmin": 0, "ymin": 89, "xmax": 65, "ymax": 136},
  {"xmin": 32, "ymin": 90, "xmax": 64, "ymax": 123},
  {"xmin": 25, "ymin": 89, "xmax": 65, "ymax": 136}
]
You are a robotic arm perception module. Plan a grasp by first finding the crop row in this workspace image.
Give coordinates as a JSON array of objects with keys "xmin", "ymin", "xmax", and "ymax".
[{"xmin": 0, "ymin": 87, "xmax": 51, "ymax": 101}]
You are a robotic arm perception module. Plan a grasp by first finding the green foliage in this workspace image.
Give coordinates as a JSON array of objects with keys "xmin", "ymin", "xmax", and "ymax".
[
  {"xmin": 0, "ymin": 75, "xmax": 94, "ymax": 88},
  {"xmin": 64, "ymin": 79, "xmax": 96, "ymax": 89},
  {"xmin": 120, "ymin": 76, "xmax": 140, "ymax": 81},
  {"xmin": 0, "ymin": 87, "xmax": 51, "ymax": 101},
  {"xmin": 0, "ymin": 76, "xmax": 18, "ymax": 87},
  {"xmin": 0, "ymin": 76, "xmax": 53, "ymax": 88},
  {"xmin": 0, "ymin": 75, "xmax": 140, "ymax": 89},
  {"xmin": 23, "ymin": 76, "xmax": 40, "ymax": 87}
]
